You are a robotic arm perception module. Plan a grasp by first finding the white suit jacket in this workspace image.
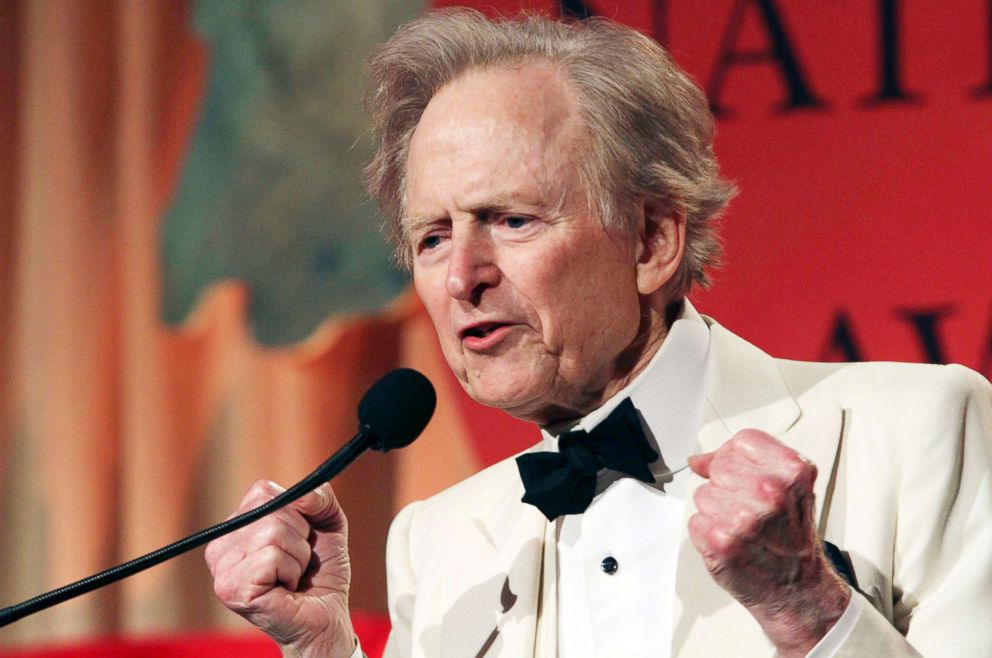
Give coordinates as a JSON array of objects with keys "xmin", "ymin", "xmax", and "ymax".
[{"xmin": 382, "ymin": 318, "xmax": 992, "ymax": 657}]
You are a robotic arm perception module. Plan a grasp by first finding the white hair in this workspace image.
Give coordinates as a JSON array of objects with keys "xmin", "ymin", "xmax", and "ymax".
[{"xmin": 364, "ymin": 8, "xmax": 737, "ymax": 293}]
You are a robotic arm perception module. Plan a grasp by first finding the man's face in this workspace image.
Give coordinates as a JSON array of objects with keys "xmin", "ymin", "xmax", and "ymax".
[{"xmin": 404, "ymin": 63, "xmax": 648, "ymax": 424}]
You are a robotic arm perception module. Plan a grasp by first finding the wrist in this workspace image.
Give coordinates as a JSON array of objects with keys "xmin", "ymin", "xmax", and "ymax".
[
  {"xmin": 750, "ymin": 560, "xmax": 851, "ymax": 658},
  {"xmin": 278, "ymin": 618, "xmax": 357, "ymax": 658},
  {"xmin": 280, "ymin": 635, "xmax": 357, "ymax": 658}
]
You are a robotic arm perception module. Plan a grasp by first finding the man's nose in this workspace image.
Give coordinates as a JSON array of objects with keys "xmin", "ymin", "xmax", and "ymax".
[{"xmin": 445, "ymin": 230, "xmax": 500, "ymax": 302}]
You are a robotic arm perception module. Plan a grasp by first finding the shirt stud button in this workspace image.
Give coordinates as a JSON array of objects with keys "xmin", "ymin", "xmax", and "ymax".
[{"xmin": 601, "ymin": 556, "xmax": 618, "ymax": 574}]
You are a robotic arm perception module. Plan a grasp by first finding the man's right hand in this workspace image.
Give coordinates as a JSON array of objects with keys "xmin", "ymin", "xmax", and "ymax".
[{"xmin": 205, "ymin": 480, "xmax": 357, "ymax": 658}]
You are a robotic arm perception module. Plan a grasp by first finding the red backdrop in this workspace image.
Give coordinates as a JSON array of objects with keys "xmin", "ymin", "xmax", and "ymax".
[
  {"xmin": 434, "ymin": 0, "xmax": 992, "ymax": 464},
  {"xmin": 0, "ymin": 3, "xmax": 987, "ymax": 657}
]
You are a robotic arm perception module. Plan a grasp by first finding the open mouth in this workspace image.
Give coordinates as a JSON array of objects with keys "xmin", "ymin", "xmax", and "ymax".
[{"xmin": 462, "ymin": 323, "xmax": 507, "ymax": 339}]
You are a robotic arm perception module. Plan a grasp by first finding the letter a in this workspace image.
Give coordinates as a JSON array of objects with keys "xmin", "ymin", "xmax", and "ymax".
[{"xmin": 706, "ymin": 0, "xmax": 826, "ymax": 116}]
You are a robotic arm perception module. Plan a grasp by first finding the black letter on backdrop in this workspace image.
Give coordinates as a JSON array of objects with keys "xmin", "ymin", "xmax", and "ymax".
[
  {"xmin": 560, "ymin": 1, "xmax": 672, "ymax": 52},
  {"xmin": 654, "ymin": 0, "xmax": 671, "ymax": 49},
  {"xmin": 560, "ymin": 0, "xmax": 594, "ymax": 20},
  {"xmin": 894, "ymin": 306, "xmax": 956, "ymax": 364},
  {"xmin": 706, "ymin": 0, "xmax": 825, "ymax": 116},
  {"xmin": 819, "ymin": 311, "xmax": 866, "ymax": 362},
  {"xmin": 863, "ymin": 0, "xmax": 922, "ymax": 104},
  {"xmin": 973, "ymin": 0, "xmax": 992, "ymax": 98}
]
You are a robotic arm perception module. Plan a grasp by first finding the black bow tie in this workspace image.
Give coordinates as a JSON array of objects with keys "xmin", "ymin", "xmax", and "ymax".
[{"xmin": 515, "ymin": 398, "xmax": 659, "ymax": 521}]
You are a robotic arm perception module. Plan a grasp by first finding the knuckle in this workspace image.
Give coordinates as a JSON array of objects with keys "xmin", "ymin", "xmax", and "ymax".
[
  {"xmin": 687, "ymin": 513, "xmax": 710, "ymax": 545},
  {"xmin": 732, "ymin": 504, "xmax": 757, "ymax": 529},
  {"xmin": 782, "ymin": 453, "xmax": 804, "ymax": 476},
  {"xmin": 688, "ymin": 512, "xmax": 704, "ymax": 532},
  {"xmin": 226, "ymin": 594, "xmax": 253, "ymax": 614},
  {"xmin": 692, "ymin": 483, "xmax": 709, "ymax": 506},
  {"xmin": 213, "ymin": 575, "xmax": 241, "ymax": 605},
  {"xmin": 274, "ymin": 510, "xmax": 307, "ymax": 539},
  {"xmin": 256, "ymin": 543, "xmax": 286, "ymax": 565},
  {"xmin": 756, "ymin": 476, "xmax": 786, "ymax": 507},
  {"xmin": 726, "ymin": 432, "xmax": 748, "ymax": 450},
  {"xmin": 255, "ymin": 519, "xmax": 288, "ymax": 546},
  {"xmin": 204, "ymin": 540, "xmax": 220, "ymax": 567},
  {"xmin": 787, "ymin": 457, "xmax": 817, "ymax": 491},
  {"xmin": 707, "ymin": 450, "xmax": 730, "ymax": 474},
  {"xmin": 733, "ymin": 428, "xmax": 763, "ymax": 445},
  {"xmin": 239, "ymin": 480, "xmax": 277, "ymax": 510},
  {"xmin": 708, "ymin": 526, "xmax": 736, "ymax": 556},
  {"xmin": 756, "ymin": 474, "xmax": 780, "ymax": 495},
  {"xmin": 247, "ymin": 479, "xmax": 272, "ymax": 497}
]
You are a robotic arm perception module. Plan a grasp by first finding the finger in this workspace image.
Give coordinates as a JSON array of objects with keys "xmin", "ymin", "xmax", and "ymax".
[
  {"xmin": 729, "ymin": 430, "xmax": 798, "ymax": 470},
  {"xmin": 693, "ymin": 482, "xmax": 765, "ymax": 521},
  {"xmin": 688, "ymin": 452, "xmax": 715, "ymax": 478},
  {"xmin": 726, "ymin": 430, "xmax": 817, "ymax": 488},
  {"xmin": 242, "ymin": 516, "xmax": 313, "ymax": 566},
  {"xmin": 291, "ymin": 482, "xmax": 347, "ymax": 532},
  {"xmin": 213, "ymin": 544, "xmax": 306, "ymax": 611},
  {"xmin": 687, "ymin": 512, "xmax": 736, "ymax": 563},
  {"xmin": 206, "ymin": 514, "xmax": 309, "ymax": 577},
  {"xmin": 265, "ymin": 506, "xmax": 314, "ymax": 545},
  {"xmin": 706, "ymin": 449, "xmax": 781, "ymax": 493},
  {"xmin": 244, "ymin": 544, "xmax": 308, "ymax": 593},
  {"xmin": 209, "ymin": 479, "xmax": 302, "ymax": 535},
  {"xmin": 233, "ymin": 480, "xmax": 285, "ymax": 516},
  {"xmin": 706, "ymin": 459, "xmax": 799, "ymax": 519}
]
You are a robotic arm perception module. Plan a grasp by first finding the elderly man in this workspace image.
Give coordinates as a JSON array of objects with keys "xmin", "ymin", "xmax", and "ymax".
[{"xmin": 205, "ymin": 10, "xmax": 992, "ymax": 658}]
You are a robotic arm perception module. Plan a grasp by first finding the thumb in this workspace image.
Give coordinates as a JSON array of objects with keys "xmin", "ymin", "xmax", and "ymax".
[
  {"xmin": 687, "ymin": 452, "xmax": 715, "ymax": 478},
  {"xmin": 291, "ymin": 482, "xmax": 345, "ymax": 530}
]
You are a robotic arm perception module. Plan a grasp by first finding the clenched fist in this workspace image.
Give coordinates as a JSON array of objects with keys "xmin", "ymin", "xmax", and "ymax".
[
  {"xmin": 687, "ymin": 430, "xmax": 850, "ymax": 658},
  {"xmin": 205, "ymin": 480, "xmax": 357, "ymax": 658}
]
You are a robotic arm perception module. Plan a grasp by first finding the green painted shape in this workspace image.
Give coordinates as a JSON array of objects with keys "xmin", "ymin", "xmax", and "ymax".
[{"xmin": 162, "ymin": 0, "xmax": 424, "ymax": 345}]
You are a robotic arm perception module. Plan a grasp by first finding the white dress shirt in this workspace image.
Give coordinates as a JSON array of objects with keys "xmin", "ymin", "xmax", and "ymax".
[{"xmin": 541, "ymin": 304, "xmax": 861, "ymax": 657}]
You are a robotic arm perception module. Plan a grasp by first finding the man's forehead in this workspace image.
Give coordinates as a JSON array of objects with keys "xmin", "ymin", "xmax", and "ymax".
[
  {"xmin": 411, "ymin": 62, "xmax": 581, "ymax": 154},
  {"xmin": 436, "ymin": 61, "xmax": 574, "ymax": 114},
  {"xmin": 403, "ymin": 63, "xmax": 583, "ymax": 223}
]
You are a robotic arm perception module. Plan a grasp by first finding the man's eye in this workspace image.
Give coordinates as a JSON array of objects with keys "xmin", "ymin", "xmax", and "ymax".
[
  {"xmin": 503, "ymin": 216, "xmax": 531, "ymax": 229},
  {"xmin": 420, "ymin": 234, "xmax": 443, "ymax": 251}
]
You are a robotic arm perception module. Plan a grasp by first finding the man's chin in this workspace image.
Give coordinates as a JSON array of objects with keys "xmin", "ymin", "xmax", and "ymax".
[{"xmin": 461, "ymin": 374, "xmax": 552, "ymax": 421}]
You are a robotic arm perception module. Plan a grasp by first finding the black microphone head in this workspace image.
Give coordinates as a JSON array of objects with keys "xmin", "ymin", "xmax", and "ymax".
[{"xmin": 358, "ymin": 368, "xmax": 436, "ymax": 451}]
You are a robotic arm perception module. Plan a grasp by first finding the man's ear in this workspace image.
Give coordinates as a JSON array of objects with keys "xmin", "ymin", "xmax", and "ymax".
[{"xmin": 635, "ymin": 198, "xmax": 685, "ymax": 296}]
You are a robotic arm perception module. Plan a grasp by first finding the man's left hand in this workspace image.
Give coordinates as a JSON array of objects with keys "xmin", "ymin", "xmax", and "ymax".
[{"xmin": 687, "ymin": 429, "xmax": 851, "ymax": 658}]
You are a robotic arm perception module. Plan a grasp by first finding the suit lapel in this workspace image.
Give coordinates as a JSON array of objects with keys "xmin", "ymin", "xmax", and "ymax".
[
  {"xmin": 672, "ymin": 321, "xmax": 844, "ymax": 657},
  {"xmin": 439, "ymin": 458, "xmax": 551, "ymax": 658}
]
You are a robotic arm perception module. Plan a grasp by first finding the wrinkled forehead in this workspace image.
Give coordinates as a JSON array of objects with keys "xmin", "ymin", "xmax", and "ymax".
[
  {"xmin": 403, "ymin": 62, "xmax": 587, "ymax": 215},
  {"xmin": 424, "ymin": 60, "xmax": 579, "ymax": 133},
  {"xmin": 412, "ymin": 63, "xmax": 583, "ymax": 163}
]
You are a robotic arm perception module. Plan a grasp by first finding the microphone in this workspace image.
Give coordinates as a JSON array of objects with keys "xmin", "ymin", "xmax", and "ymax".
[{"xmin": 0, "ymin": 367, "xmax": 436, "ymax": 628}]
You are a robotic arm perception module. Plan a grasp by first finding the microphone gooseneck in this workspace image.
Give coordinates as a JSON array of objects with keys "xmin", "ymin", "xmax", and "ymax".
[{"xmin": 0, "ymin": 368, "xmax": 436, "ymax": 629}]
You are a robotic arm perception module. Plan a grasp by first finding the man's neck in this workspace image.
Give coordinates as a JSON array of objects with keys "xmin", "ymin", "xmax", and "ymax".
[{"xmin": 535, "ymin": 298, "xmax": 683, "ymax": 429}]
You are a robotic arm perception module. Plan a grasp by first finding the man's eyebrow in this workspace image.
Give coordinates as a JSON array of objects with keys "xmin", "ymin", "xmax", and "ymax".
[
  {"xmin": 401, "ymin": 192, "xmax": 563, "ymax": 233},
  {"xmin": 466, "ymin": 193, "xmax": 548, "ymax": 214},
  {"xmin": 400, "ymin": 214, "xmax": 444, "ymax": 236}
]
